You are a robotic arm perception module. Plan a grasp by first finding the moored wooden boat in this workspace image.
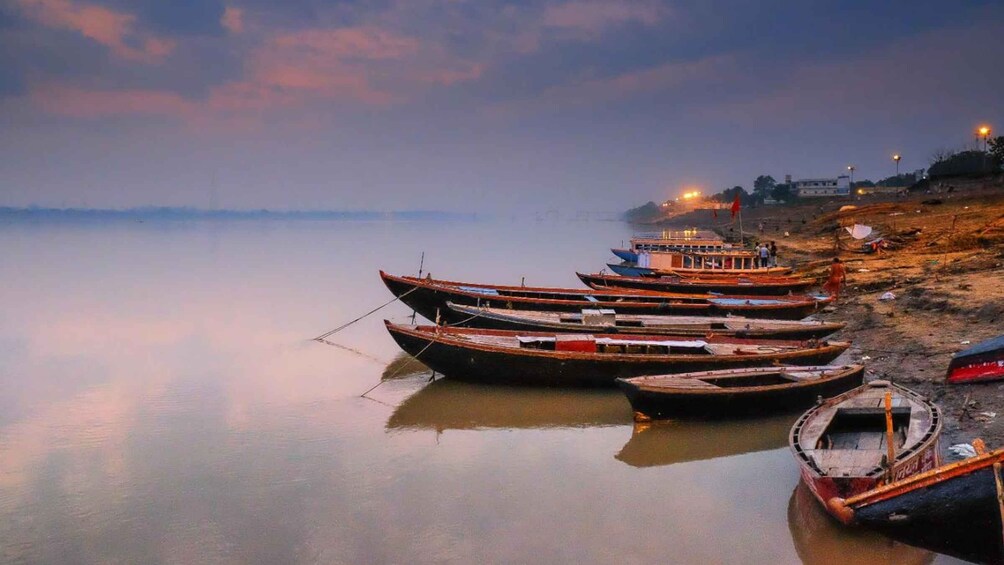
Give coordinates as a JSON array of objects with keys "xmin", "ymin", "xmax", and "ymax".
[
  {"xmin": 380, "ymin": 271, "xmax": 831, "ymax": 324},
  {"xmin": 579, "ymin": 271, "xmax": 816, "ymax": 296},
  {"xmin": 826, "ymin": 439, "xmax": 1004, "ymax": 565},
  {"xmin": 614, "ymin": 246, "xmax": 795, "ymax": 275},
  {"xmin": 946, "ymin": 335, "xmax": 1004, "ymax": 384},
  {"xmin": 384, "ymin": 321, "xmax": 851, "ymax": 387},
  {"xmin": 617, "ymin": 365, "xmax": 864, "ymax": 420},
  {"xmin": 790, "ymin": 381, "xmax": 942, "ymax": 516},
  {"xmin": 446, "ymin": 303, "xmax": 846, "ymax": 340},
  {"xmin": 608, "ymin": 262, "xmax": 793, "ymax": 277}
]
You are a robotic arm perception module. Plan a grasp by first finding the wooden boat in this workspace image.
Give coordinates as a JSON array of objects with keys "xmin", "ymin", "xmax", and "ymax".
[
  {"xmin": 946, "ymin": 335, "xmax": 1004, "ymax": 384},
  {"xmin": 446, "ymin": 303, "xmax": 845, "ymax": 339},
  {"xmin": 380, "ymin": 271, "xmax": 831, "ymax": 324},
  {"xmin": 616, "ymin": 414, "xmax": 794, "ymax": 468},
  {"xmin": 617, "ymin": 365, "xmax": 864, "ymax": 420},
  {"xmin": 614, "ymin": 247, "xmax": 795, "ymax": 276},
  {"xmin": 578, "ymin": 271, "xmax": 816, "ymax": 296},
  {"xmin": 790, "ymin": 380, "xmax": 942, "ymax": 516},
  {"xmin": 608, "ymin": 262, "xmax": 793, "ymax": 277},
  {"xmin": 384, "ymin": 322, "xmax": 851, "ymax": 387},
  {"xmin": 826, "ymin": 439, "xmax": 1004, "ymax": 565}
]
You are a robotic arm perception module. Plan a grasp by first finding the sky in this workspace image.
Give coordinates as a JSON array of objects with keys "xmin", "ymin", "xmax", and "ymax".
[{"xmin": 1, "ymin": 0, "xmax": 1002, "ymax": 213}]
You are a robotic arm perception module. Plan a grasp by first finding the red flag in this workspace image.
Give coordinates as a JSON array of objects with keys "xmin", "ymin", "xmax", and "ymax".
[{"xmin": 730, "ymin": 194, "xmax": 741, "ymax": 219}]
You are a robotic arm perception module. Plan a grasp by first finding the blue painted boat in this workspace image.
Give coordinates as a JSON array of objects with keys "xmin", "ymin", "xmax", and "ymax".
[
  {"xmin": 611, "ymin": 248, "xmax": 639, "ymax": 262},
  {"xmin": 608, "ymin": 262, "xmax": 656, "ymax": 277}
]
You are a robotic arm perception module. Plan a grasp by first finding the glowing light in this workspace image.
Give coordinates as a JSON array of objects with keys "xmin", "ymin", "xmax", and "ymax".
[
  {"xmin": 892, "ymin": 154, "xmax": 901, "ymax": 162},
  {"xmin": 978, "ymin": 125, "xmax": 991, "ymax": 137},
  {"xmin": 680, "ymin": 190, "xmax": 702, "ymax": 200}
]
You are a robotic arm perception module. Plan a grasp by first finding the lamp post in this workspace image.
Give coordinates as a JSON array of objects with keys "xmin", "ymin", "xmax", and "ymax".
[
  {"xmin": 978, "ymin": 126, "xmax": 991, "ymax": 151},
  {"xmin": 978, "ymin": 126, "xmax": 991, "ymax": 172},
  {"xmin": 892, "ymin": 154, "xmax": 901, "ymax": 177},
  {"xmin": 847, "ymin": 165, "xmax": 855, "ymax": 185}
]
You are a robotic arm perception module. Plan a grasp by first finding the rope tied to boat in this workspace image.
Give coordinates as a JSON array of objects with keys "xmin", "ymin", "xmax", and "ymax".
[
  {"xmin": 312, "ymin": 286, "xmax": 418, "ymax": 341},
  {"xmin": 360, "ymin": 329, "xmax": 444, "ymax": 398}
]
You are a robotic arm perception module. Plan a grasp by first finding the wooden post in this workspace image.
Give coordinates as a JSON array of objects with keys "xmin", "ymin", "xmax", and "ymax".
[{"xmin": 884, "ymin": 391, "xmax": 896, "ymax": 483}]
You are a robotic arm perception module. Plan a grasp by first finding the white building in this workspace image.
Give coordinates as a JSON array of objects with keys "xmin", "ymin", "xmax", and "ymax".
[{"xmin": 794, "ymin": 175, "xmax": 851, "ymax": 198}]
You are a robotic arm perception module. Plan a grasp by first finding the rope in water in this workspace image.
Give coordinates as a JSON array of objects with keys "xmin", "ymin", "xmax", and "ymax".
[
  {"xmin": 360, "ymin": 329, "xmax": 446, "ymax": 397},
  {"xmin": 312, "ymin": 286, "xmax": 418, "ymax": 341}
]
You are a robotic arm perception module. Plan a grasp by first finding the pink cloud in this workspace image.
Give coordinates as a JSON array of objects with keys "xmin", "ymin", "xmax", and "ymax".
[
  {"xmin": 543, "ymin": 1, "xmax": 665, "ymax": 35},
  {"xmin": 14, "ymin": 0, "xmax": 175, "ymax": 63},
  {"xmin": 23, "ymin": 21, "xmax": 487, "ymax": 124},
  {"xmin": 221, "ymin": 5, "xmax": 244, "ymax": 34}
]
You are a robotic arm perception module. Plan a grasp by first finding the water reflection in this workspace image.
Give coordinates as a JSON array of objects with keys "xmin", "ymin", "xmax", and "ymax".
[
  {"xmin": 787, "ymin": 481, "xmax": 934, "ymax": 565},
  {"xmin": 615, "ymin": 413, "xmax": 796, "ymax": 468},
  {"xmin": 381, "ymin": 352, "xmax": 430, "ymax": 380},
  {"xmin": 387, "ymin": 377, "xmax": 630, "ymax": 431}
]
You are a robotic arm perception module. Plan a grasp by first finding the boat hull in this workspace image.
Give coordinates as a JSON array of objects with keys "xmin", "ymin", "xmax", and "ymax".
[
  {"xmin": 381, "ymin": 272, "xmax": 827, "ymax": 324},
  {"xmin": 385, "ymin": 323, "xmax": 850, "ymax": 387},
  {"xmin": 446, "ymin": 304, "xmax": 845, "ymax": 340},
  {"xmin": 608, "ymin": 263, "xmax": 656, "ymax": 277},
  {"xmin": 579, "ymin": 272, "xmax": 815, "ymax": 296},
  {"xmin": 946, "ymin": 335, "xmax": 1004, "ymax": 384},
  {"xmin": 611, "ymin": 248, "xmax": 638, "ymax": 262},
  {"xmin": 617, "ymin": 366, "xmax": 864, "ymax": 420},
  {"xmin": 854, "ymin": 465, "xmax": 1002, "ymax": 564}
]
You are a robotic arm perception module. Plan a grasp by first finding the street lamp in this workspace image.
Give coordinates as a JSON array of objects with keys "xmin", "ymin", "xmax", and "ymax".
[
  {"xmin": 892, "ymin": 154, "xmax": 901, "ymax": 177},
  {"xmin": 978, "ymin": 125, "xmax": 992, "ymax": 151},
  {"xmin": 847, "ymin": 165, "xmax": 855, "ymax": 184},
  {"xmin": 978, "ymin": 126, "xmax": 992, "ymax": 172}
]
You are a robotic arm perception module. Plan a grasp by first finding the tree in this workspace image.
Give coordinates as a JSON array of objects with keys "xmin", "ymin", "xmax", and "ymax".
[
  {"xmin": 990, "ymin": 136, "xmax": 1004, "ymax": 168},
  {"xmin": 877, "ymin": 173, "xmax": 917, "ymax": 187},
  {"xmin": 928, "ymin": 149, "xmax": 999, "ymax": 178},
  {"xmin": 752, "ymin": 175, "xmax": 776, "ymax": 202},
  {"xmin": 770, "ymin": 183, "xmax": 794, "ymax": 202}
]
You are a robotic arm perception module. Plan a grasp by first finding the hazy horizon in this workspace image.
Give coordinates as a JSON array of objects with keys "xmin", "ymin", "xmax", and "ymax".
[{"xmin": 2, "ymin": 0, "xmax": 1002, "ymax": 213}]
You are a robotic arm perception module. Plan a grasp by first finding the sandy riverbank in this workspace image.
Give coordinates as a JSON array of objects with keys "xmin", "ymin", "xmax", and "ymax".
[{"xmin": 650, "ymin": 179, "xmax": 1004, "ymax": 446}]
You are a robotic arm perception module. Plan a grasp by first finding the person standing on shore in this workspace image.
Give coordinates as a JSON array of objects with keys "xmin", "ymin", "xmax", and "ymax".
[
  {"xmin": 769, "ymin": 241, "xmax": 778, "ymax": 267},
  {"xmin": 759, "ymin": 243, "xmax": 770, "ymax": 268},
  {"xmin": 823, "ymin": 257, "xmax": 847, "ymax": 299}
]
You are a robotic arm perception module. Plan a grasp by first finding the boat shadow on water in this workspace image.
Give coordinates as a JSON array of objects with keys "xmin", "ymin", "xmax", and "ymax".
[
  {"xmin": 614, "ymin": 413, "xmax": 798, "ymax": 468},
  {"xmin": 788, "ymin": 481, "xmax": 934, "ymax": 565},
  {"xmin": 385, "ymin": 376, "xmax": 631, "ymax": 432},
  {"xmin": 381, "ymin": 352, "xmax": 432, "ymax": 381}
]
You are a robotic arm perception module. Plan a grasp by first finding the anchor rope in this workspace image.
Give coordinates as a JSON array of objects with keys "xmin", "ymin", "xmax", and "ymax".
[
  {"xmin": 312, "ymin": 286, "xmax": 418, "ymax": 341},
  {"xmin": 361, "ymin": 330, "xmax": 442, "ymax": 397}
]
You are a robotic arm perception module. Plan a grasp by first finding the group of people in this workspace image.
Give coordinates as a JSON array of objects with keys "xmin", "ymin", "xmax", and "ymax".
[{"xmin": 753, "ymin": 241, "xmax": 778, "ymax": 268}]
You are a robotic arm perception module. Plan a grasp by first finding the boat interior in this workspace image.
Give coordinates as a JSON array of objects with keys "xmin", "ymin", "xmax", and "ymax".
[
  {"xmin": 630, "ymin": 367, "xmax": 842, "ymax": 390},
  {"xmin": 793, "ymin": 383, "xmax": 937, "ymax": 478}
]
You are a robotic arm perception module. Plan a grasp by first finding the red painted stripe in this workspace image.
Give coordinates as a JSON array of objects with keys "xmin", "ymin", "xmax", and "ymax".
[{"xmin": 948, "ymin": 358, "xmax": 1004, "ymax": 384}]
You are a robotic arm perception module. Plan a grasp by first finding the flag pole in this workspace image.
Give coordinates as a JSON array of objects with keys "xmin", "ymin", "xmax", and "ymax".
[{"xmin": 738, "ymin": 209, "xmax": 744, "ymax": 246}]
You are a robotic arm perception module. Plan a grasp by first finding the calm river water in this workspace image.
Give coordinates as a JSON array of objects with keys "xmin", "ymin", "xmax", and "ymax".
[{"xmin": 0, "ymin": 218, "xmax": 966, "ymax": 564}]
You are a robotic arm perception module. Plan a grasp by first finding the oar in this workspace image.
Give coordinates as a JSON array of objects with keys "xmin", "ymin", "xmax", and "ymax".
[{"xmin": 884, "ymin": 391, "xmax": 896, "ymax": 484}]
